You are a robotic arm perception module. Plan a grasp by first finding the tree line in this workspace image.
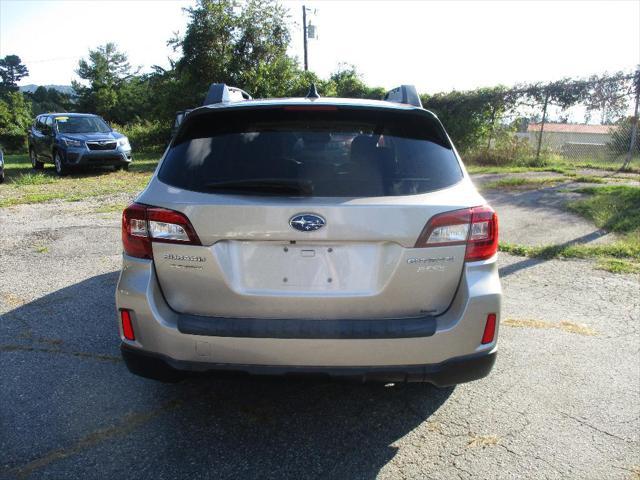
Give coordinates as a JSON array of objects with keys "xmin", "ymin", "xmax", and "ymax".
[{"xmin": 0, "ymin": 0, "xmax": 638, "ymax": 157}]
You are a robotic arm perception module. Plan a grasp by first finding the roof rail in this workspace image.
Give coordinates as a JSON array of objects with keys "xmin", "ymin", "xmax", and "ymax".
[
  {"xmin": 203, "ymin": 83, "xmax": 252, "ymax": 106},
  {"xmin": 383, "ymin": 85, "xmax": 422, "ymax": 108}
]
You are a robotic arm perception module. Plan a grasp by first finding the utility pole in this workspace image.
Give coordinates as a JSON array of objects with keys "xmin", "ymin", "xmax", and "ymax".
[
  {"xmin": 622, "ymin": 69, "xmax": 640, "ymax": 171},
  {"xmin": 302, "ymin": 5, "xmax": 308, "ymax": 71},
  {"xmin": 535, "ymin": 90, "xmax": 550, "ymax": 163}
]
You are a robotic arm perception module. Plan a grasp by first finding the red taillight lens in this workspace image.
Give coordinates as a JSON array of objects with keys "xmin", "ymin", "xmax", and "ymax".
[
  {"xmin": 414, "ymin": 205, "xmax": 498, "ymax": 262},
  {"xmin": 122, "ymin": 203, "xmax": 151, "ymax": 259},
  {"xmin": 122, "ymin": 203, "xmax": 201, "ymax": 259},
  {"xmin": 465, "ymin": 206, "xmax": 499, "ymax": 262},
  {"xmin": 121, "ymin": 310, "xmax": 135, "ymax": 341},
  {"xmin": 481, "ymin": 313, "xmax": 497, "ymax": 344}
]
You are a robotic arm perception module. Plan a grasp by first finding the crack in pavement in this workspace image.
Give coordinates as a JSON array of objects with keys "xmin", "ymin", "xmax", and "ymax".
[
  {"xmin": 559, "ymin": 410, "xmax": 635, "ymax": 444},
  {"xmin": 3, "ymin": 397, "xmax": 188, "ymax": 480},
  {"xmin": 1, "ymin": 344, "xmax": 122, "ymax": 363}
]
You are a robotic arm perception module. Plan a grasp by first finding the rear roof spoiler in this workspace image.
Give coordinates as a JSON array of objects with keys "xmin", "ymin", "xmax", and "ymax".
[
  {"xmin": 203, "ymin": 83, "xmax": 252, "ymax": 106},
  {"xmin": 383, "ymin": 85, "xmax": 422, "ymax": 108}
]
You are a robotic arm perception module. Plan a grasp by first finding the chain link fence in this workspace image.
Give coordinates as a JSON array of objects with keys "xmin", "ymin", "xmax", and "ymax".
[
  {"xmin": 516, "ymin": 119, "xmax": 638, "ymax": 167},
  {"xmin": 460, "ymin": 71, "xmax": 640, "ymax": 170}
]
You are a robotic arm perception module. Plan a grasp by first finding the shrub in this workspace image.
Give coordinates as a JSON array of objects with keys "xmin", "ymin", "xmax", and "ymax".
[
  {"xmin": 111, "ymin": 120, "xmax": 169, "ymax": 153},
  {"xmin": 463, "ymin": 136, "xmax": 550, "ymax": 167},
  {"xmin": 609, "ymin": 117, "xmax": 639, "ymax": 155},
  {"xmin": 0, "ymin": 91, "xmax": 32, "ymax": 153}
]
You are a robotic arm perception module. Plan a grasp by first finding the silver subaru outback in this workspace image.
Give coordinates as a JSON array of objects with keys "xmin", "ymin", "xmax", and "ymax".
[{"xmin": 116, "ymin": 84, "xmax": 501, "ymax": 385}]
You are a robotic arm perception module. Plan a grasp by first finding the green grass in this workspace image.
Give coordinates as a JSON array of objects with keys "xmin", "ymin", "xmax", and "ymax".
[
  {"xmin": 499, "ymin": 241, "xmax": 640, "ymax": 274},
  {"xmin": 569, "ymin": 175, "xmax": 606, "ymax": 184},
  {"xmin": 570, "ymin": 159, "xmax": 640, "ymax": 173},
  {"xmin": 467, "ymin": 165, "xmax": 572, "ymax": 175},
  {"xmin": 466, "ymin": 154, "xmax": 640, "ymax": 175},
  {"xmin": 11, "ymin": 172, "xmax": 57, "ymax": 186},
  {"xmin": 499, "ymin": 185, "xmax": 640, "ymax": 274},
  {"xmin": 499, "ymin": 241, "xmax": 640, "ymax": 260},
  {"xmin": 596, "ymin": 258, "xmax": 640, "ymax": 274},
  {"xmin": 567, "ymin": 186, "xmax": 640, "ymax": 234},
  {"xmin": 481, "ymin": 176, "xmax": 568, "ymax": 190},
  {"xmin": 94, "ymin": 202, "xmax": 128, "ymax": 214},
  {"xmin": 0, "ymin": 152, "xmax": 159, "ymax": 207}
]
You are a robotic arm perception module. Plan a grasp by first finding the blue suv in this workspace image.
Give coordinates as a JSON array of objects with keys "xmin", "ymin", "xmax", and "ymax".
[{"xmin": 28, "ymin": 113, "xmax": 132, "ymax": 175}]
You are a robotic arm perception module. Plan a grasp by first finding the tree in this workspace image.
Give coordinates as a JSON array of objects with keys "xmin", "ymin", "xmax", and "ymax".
[
  {"xmin": 0, "ymin": 91, "xmax": 32, "ymax": 152},
  {"xmin": 171, "ymin": 0, "xmax": 298, "ymax": 103},
  {"xmin": 421, "ymin": 87, "xmax": 518, "ymax": 151},
  {"xmin": 25, "ymin": 86, "xmax": 75, "ymax": 115},
  {"xmin": 0, "ymin": 55, "xmax": 29, "ymax": 93},
  {"xmin": 520, "ymin": 78, "xmax": 590, "ymax": 160},
  {"xmin": 585, "ymin": 72, "xmax": 633, "ymax": 124},
  {"xmin": 327, "ymin": 65, "xmax": 384, "ymax": 99},
  {"xmin": 72, "ymin": 43, "xmax": 136, "ymax": 122}
]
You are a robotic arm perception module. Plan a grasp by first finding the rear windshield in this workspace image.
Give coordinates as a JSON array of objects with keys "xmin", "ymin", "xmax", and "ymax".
[{"xmin": 159, "ymin": 107, "xmax": 463, "ymax": 197}]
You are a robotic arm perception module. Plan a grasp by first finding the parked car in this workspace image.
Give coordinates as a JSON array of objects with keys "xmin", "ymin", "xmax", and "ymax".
[
  {"xmin": 0, "ymin": 148, "xmax": 4, "ymax": 183},
  {"xmin": 117, "ymin": 83, "xmax": 501, "ymax": 386},
  {"xmin": 28, "ymin": 113, "xmax": 132, "ymax": 176}
]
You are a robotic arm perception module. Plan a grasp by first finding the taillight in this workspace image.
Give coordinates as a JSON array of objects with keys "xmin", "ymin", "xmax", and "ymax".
[
  {"xmin": 465, "ymin": 206, "xmax": 499, "ymax": 262},
  {"xmin": 122, "ymin": 203, "xmax": 201, "ymax": 259},
  {"xmin": 414, "ymin": 206, "xmax": 498, "ymax": 261}
]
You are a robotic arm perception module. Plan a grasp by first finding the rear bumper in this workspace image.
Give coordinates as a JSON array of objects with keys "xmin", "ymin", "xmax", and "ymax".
[
  {"xmin": 115, "ymin": 254, "xmax": 502, "ymax": 383},
  {"xmin": 121, "ymin": 343, "xmax": 497, "ymax": 386}
]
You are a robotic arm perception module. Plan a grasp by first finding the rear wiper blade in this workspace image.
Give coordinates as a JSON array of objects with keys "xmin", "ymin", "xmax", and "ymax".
[{"xmin": 203, "ymin": 179, "xmax": 313, "ymax": 195}]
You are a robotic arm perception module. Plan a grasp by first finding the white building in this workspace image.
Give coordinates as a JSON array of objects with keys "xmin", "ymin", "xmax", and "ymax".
[{"xmin": 524, "ymin": 123, "xmax": 618, "ymax": 158}]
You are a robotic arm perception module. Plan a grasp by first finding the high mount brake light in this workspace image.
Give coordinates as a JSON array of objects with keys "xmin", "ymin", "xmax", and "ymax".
[
  {"xmin": 282, "ymin": 105, "xmax": 338, "ymax": 111},
  {"xmin": 122, "ymin": 203, "xmax": 201, "ymax": 259},
  {"xmin": 414, "ymin": 206, "xmax": 499, "ymax": 262}
]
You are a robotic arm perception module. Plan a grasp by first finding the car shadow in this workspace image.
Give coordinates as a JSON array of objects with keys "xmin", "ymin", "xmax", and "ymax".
[
  {"xmin": 499, "ymin": 229, "xmax": 610, "ymax": 278},
  {"xmin": 1, "ymin": 272, "xmax": 454, "ymax": 479}
]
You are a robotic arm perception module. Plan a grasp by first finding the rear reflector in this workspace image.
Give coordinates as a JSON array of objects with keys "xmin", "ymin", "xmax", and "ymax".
[
  {"xmin": 414, "ymin": 205, "xmax": 499, "ymax": 261},
  {"xmin": 122, "ymin": 203, "xmax": 201, "ymax": 259},
  {"xmin": 121, "ymin": 310, "xmax": 135, "ymax": 341},
  {"xmin": 481, "ymin": 313, "xmax": 497, "ymax": 344}
]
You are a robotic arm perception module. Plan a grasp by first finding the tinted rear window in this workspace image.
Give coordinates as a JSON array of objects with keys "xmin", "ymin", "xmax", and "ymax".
[{"xmin": 159, "ymin": 107, "xmax": 463, "ymax": 197}]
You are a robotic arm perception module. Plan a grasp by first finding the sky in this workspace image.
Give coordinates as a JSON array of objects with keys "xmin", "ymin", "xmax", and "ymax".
[{"xmin": 1, "ymin": 0, "xmax": 639, "ymax": 94}]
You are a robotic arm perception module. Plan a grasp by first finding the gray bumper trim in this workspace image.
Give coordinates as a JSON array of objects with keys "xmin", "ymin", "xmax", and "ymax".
[{"xmin": 177, "ymin": 313, "xmax": 437, "ymax": 339}]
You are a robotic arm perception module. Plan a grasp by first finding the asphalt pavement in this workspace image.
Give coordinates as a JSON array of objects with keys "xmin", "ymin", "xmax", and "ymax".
[{"xmin": 1, "ymin": 187, "xmax": 638, "ymax": 480}]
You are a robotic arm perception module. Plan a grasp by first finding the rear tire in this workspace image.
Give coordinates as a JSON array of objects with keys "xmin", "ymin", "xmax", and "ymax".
[
  {"xmin": 115, "ymin": 163, "xmax": 130, "ymax": 172},
  {"xmin": 30, "ymin": 148, "xmax": 44, "ymax": 170},
  {"xmin": 0, "ymin": 170, "xmax": 4, "ymax": 183},
  {"xmin": 54, "ymin": 151, "xmax": 68, "ymax": 176}
]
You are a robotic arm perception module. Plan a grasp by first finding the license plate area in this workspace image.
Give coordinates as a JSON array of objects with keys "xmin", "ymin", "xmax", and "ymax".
[{"xmin": 225, "ymin": 241, "xmax": 384, "ymax": 294}]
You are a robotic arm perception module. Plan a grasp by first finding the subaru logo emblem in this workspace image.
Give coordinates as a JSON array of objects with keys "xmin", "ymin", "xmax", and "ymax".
[{"xmin": 289, "ymin": 213, "xmax": 326, "ymax": 232}]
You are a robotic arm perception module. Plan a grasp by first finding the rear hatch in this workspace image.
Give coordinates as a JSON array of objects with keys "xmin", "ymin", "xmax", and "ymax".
[{"xmin": 138, "ymin": 103, "xmax": 484, "ymax": 320}]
